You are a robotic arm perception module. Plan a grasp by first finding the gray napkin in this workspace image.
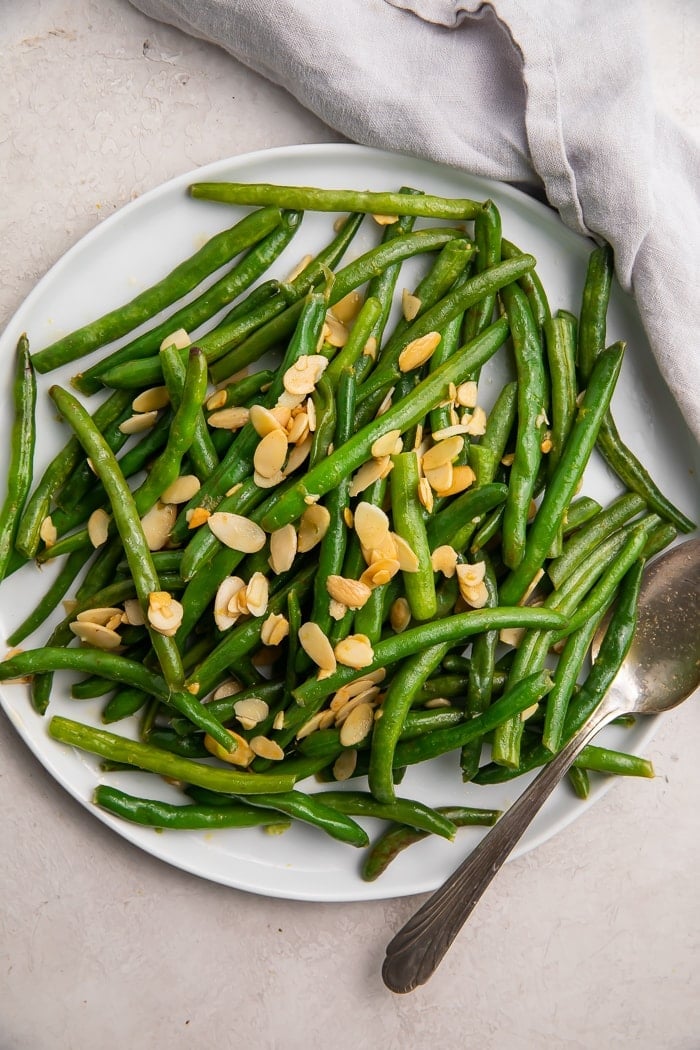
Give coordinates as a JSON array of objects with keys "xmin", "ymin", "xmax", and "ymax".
[{"xmin": 130, "ymin": 0, "xmax": 699, "ymax": 441}]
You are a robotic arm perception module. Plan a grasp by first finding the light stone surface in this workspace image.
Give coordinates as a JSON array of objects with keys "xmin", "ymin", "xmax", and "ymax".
[{"xmin": 0, "ymin": 2, "xmax": 698, "ymax": 1048}]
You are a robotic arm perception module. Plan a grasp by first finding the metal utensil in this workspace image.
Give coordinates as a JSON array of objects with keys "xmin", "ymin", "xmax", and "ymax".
[{"xmin": 383, "ymin": 538, "xmax": 700, "ymax": 993}]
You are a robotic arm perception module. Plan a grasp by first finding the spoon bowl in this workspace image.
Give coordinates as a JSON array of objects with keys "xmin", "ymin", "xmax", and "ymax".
[{"xmin": 383, "ymin": 538, "xmax": 700, "ymax": 993}]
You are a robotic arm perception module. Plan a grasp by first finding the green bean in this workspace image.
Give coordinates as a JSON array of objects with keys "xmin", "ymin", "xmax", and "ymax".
[
  {"xmin": 544, "ymin": 313, "xmax": 577, "ymax": 474},
  {"xmin": 161, "ymin": 339, "xmax": 218, "ymax": 479},
  {"xmin": 361, "ymin": 805, "xmax": 501, "ymax": 882},
  {"xmin": 577, "ymin": 243, "xmax": 614, "ymax": 384},
  {"xmin": 390, "ymin": 452, "xmax": 436, "ymax": 620},
  {"xmin": 71, "ymin": 676, "xmax": 116, "ymax": 700},
  {"xmin": 500, "ymin": 343, "xmax": 625, "ymax": 604},
  {"xmin": 102, "ymin": 687, "xmax": 149, "ymax": 724},
  {"xmin": 48, "ymin": 716, "xmax": 296, "ymax": 793},
  {"xmin": 427, "ymin": 482, "xmax": 508, "ymax": 551},
  {"xmin": 232, "ymin": 789, "xmax": 369, "ymax": 846},
  {"xmin": 462, "ymin": 200, "xmax": 501, "ymax": 349},
  {"xmin": 73, "ymin": 211, "xmax": 300, "ymax": 393},
  {"xmin": 369, "ymin": 643, "xmax": 448, "ymax": 804},
  {"xmin": 499, "ymin": 281, "xmax": 547, "ymax": 570},
  {"xmin": 548, "ymin": 492, "xmax": 647, "ymax": 588},
  {"xmin": 7, "ymin": 546, "xmax": 92, "ymax": 646},
  {"xmin": 567, "ymin": 767, "xmax": 590, "ymax": 800},
  {"xmin": 0, "ymin": 336, "xmax": 36, "ymax": 577},
  {"xmin": 317, "ymin": 790, "xmax": 457, "ymax": 841},
  {"xmin": 261, "ymin": 318, "xmax": 510, "ymax": 532},
  {"xmin": 32, "ymin": 207, "xmax": 284, "ymax": 373},
  {"xmin": 93, "ymin": 785, "xmax": 293, "ymax": 830},
  {"xmin": 190, "ymin": 181, "xmax": 482, "ymax": 221},
  {"xmin": 542, "ymin": 608, "xmax": 605, "ymax": 753},
  {"xmin": 309, "ymin": 376, "xmax": 336, "ymax": 469},
  {"xmin": 460, "ymin": 552, "xmax": 499, "ymax": 780},
  {"xmin": 572, "ymin": 744, "xmax": 654, "ymax": 778},
  {"xmin": 0, "ymin": 646, "xmax": 169, "ymax": 697},
  {"xmin": 501, "ymin": 239, "xmax": 551, "ymax": 333}
]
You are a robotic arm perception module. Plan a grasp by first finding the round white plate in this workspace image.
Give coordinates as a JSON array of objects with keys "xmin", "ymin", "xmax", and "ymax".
[{"xmin": 0, "ymin": 144, "xmax": 697, "ymax": 902}]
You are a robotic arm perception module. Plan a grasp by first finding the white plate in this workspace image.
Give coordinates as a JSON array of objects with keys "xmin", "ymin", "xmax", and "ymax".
[{"xmin": 0, "ymin": 144, "xmax": 697, "ymax": 902}]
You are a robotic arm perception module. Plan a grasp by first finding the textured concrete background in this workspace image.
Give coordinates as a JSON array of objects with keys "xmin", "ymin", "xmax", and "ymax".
[{"xmin": 1, "ymin": 2, "xmax": 698, "ymax": 1048}]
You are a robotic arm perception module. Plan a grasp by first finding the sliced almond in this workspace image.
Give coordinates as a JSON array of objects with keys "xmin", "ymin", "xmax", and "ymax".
[
  {"xmin": 363, "ymin": 336, "xmax": 378, "ymax": 361},
  {"xmin": 330, "ymin": 291, "xmax": 362, "ymax": 325},
  {"xmin": 285, "ymin": 253, "xmax": 313, "ymax": 283},
  {"xmin": 359, "ymin": 557, "xmax": 401, "ymax": 590},
  {"xmin": 398, "ymin": 331, "xmax": 441, "ymax": 372},
  {"xmin": 417, "ymin": 476, "xmax": 434, "ymax": 513},
  {"xmin": 375, "ymin": 387, "xmax": 394, "ymax": 418},
  {"xmin": 500, "ymin": 626, "xmax": 526, "ymax": 648},
  {"xmin": 69, "ymin": 621, "xmax": 122, "ymax": 650},
  {"xmin": 132, "ymin": 386, "xmax": 169, "ymax": 412},
  {"xmin": 249, "ymin": 403, "xmax": 284, "ymax": 437},
  {"xmin": 245, "ymin": 572, "xmax": 269, "ymax": 617},
  {"xmin": 272, "ymin": 710, "xmax": 285, "ymax": 731},
  {"xmin": 208, "ymin": 406, "xmax": 250, "ymax": 430},
  {"xmin": 214, "ymin": 577, "xmax": 246, "ymax": 631},
  {"xmin": 159, "ymin": 328, "xmax": 191, "ymax": 352},
  {"xmin": 186, "ymin": 506, "xmax": 211, "ymax": 529},
  {"xmin": 147, "ymin": 591, "xmax": 184, "ymax": 636},
  {"xmin": 160, "ymin": 474, "xmax": 201, "ymax": 505},
  {"xmin": 282, "ymin": 354, "xmax": 328, "ymax": 398},
  {"xmin": 297, "ymin": 503, "xmax": 331, "ymax": 553},
  {"xmin": 370, "ymin": 429, "xmax": 402, "ymax": 459},
  {"xmin": 456, "ymin": 381, "xmax": 479, "ymax": 408},
  {"xmin": 339, "ymin": 701, "xmax": 374, "ymax": 746},
  {"xmin": 328, "ymin": 599, "xmax": 347, "ymax": 621},
  {"xmin": 269, "ymin": 524, "xmax": 297, "ymax": 575},
  {"xmin": 353, "ymin": 502, "xmax": 390, "ymax": 550},
  {"xmin": 391, "ymin": 533, "xmax": 420, "ymax": 573},
  {"xmin": 212, "ymin": 679, "xmax": 242, "ymax": 701},
  {"xmin": 437, "ymin": 464, "xmax": 477, "ymax": 497},
  {"xmin": 260, "ymin": 612, "xmax": 290, "ymax": 646},
  {"xmin": 204, "ymin": 729, "xmax": 254, "ymax": 768},
  {"xmin": 349, "ymin": 458, "xmax": 388, "ymax": 498},
  {"xmin": 334, "ymin": 688, "xmax": 380, "ymax": 724},
  {"xmin": 425, "ymin": 462, "xmax": 454, "ymax": 494},
  {"xmin": 456, "ymin": 561, "xmax": 487, "ymax": 589},
  {"xmin": 460, "ymin": 581, "xmax": 489, "ymax": 609},
  {"xmin": 323, "ymin": 312, "xmax": 349, "ymax": 348},
  {"xmin": 205, "ymin": 389, "xmax": 228, "ymax": 412},
  {"xmin": 39, "ymin": 516, "xmax": 57, "ymax": 548},
  {"xmin": 295, "ymin": 711, "xmax": 327, "ymax": 741},
  {"xmin": 422, "ymin": 435, "xmax": 464, "ymax": 472},
  {"xmin": 390, "ymin": 596, "xmax": 411, "ymax": 633},
  {"xmin": 431, "ymin": 545, "xmax": 459, "ymax": 577},
  {"xmin": 326, "ymin": 575, "xmax": 372, "ymax": 610},
  {"xmin": 250, "ymin": 736, "xmax": 285, "ymax": 761},
  {"xmin": 208, "ymin": 512, "xmax": 266, "ymax": 553},
  {"xmin": 254, "ymin": 429, "xmax": 289, "ymax": 479},
  {"xmin": 463, "ymin": 405, "xmax": 487, "ymax": 436},
  {"xmin": 119, "ymin": 410, "xmax": 159, "ymax": 435},
  {"xmin": 76, "ymin": 607, "xmax": 123, "ymax": 626},
  {"xmin": 402, "ymin": 289, "xmax": 421, "ymax": 322},
  {"xmin": 270, "ymin": 405, "xmax": 293, "ymax": 429},
  {"xmin": 298, "ymin": 621, "xmax": 336, "ymax": 673},
  {"xmin": 122, "ymin": 598, "xmax": 145, "ymax": 626},
  {"xmin": 430, "ymin": 424, "xmax": 473, "ymax": 441},
  {"xmin": 334, "ymin": 634, "xmax": 374, "ymax": 670},
  {"xmin": 253, "ymin": 469, "xmax": 285, "ymax": 490},
  {"xmin": 141, "ymin": 501, "xmax": 176, "ymax": 551},
  {"xmin": 87, "ymin": 508, "xmax": 110, "ymax": 548},
  {"xmin": 286, "ymin": 410, "xmax": 310, "ymax": 446},
  {"xmin": 333, "ymin": 749, "xmax": 358, "ymax": 781},
  {"xmin": 234, "ymin": 697, "xmax": 269, "ymax": 728},
  {"xmin": 284, "ymin": 435, "xmax": 313, "ymax": 474},
  {"xmin": 372, "ymin": 213, "xmax": 399, "ymax": 226},
  {"xmin": 305, "ymin": 397, "xmax": 316, "ymax": 433}
]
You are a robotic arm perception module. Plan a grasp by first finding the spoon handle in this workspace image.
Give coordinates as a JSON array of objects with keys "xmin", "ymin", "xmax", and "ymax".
[{"xmin": 382, "ymin": 700, "xmax": 619, "ymax": 993}]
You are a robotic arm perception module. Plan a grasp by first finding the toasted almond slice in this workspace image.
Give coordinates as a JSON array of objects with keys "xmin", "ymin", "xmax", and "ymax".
[
  {"xmin": 363, "ymin": 336, "xmax": 378, "ymax": 361},
  {"xmin": 254, "ymin": 429, "xmax": 289, "ymax": 479},
  {"xmin": 331, "ymin": 291, "xmax": 363, "ymax": 324},
  {"xmin": 69, "ymin": 621, "xmax": 122, "ymax": 649},
  {"xmin": 87, "ymin": 508, "xmax": 110, "ymax": 548},
  {"xmin": 250, "ymin": 736, "xmax": 285, "ymax": 761},
  {"xmin": 212, "ymin": 679, "xmax": 242, "ymax": 701},
  {"xmin": 425, "ymin": 462, "xmax": 454, "ymax": 494},
  {"xmin": 141, "ymin": 501, "xmax": 176, "ymax": 551},
  {"xmin": 431, "ymin": 545, "xmax": 459, "ymax": 577},
  {"xmin": 430, "ymin": 424, "xmax": 473, "ymax": 441},
  {"xmin": 326, "ymin": 575, "xmax": 372, "ymax": 610},
  {"xmin": 501, "ymin": 452, "xmax": 515, "ymax": 467},
  {"xmin": 372, "ymin": 213, "xmax": 399, "ymax": 226},
  {"xmin": 333, "ymin": 687, "xmax": 381, "ymax": 724},
  {"xmin": 122, "ymin": 598, "xmax": 145, "ymax": 626},
  {"xmin": 205, "ymin": 389, "xmax": 228, "ymax": 411},
  {"xmin": 324, "ymin": 312, "xmax": 349, "ymax": 347},
  {"xmin": 272, "ymin": 710, "xmax": 285, "ymax": 731},
  {"xmin": 456, "ymin": 561, "xmax": 487, "ymax": 588},
  {"xmin": 359, "ymin": 557, "xmax": 401, "ymax": 590},
  {"xmin": 253, "ymin": 469, "xmax": 285, "ymax": 490},
  {"xmin": 460, "ymin": 581, "xmax": 489, "ymax": 609},
  {"xmin": 286, "ymin": 410, "xmax": 310, "ymax": 446},
  {"xmin": 334, "ymin": 634, "xmax": 374, "ymax": 670},
  {"xmin": 349, "ymin": 458, "xmax": 387, "ymax": 498},
  {"xmin": 391, "ymin": 533, "xmax": 420, "ymax": 573},
  {"xmin": 424, "ymin": 697, "xmax": 453, "ymax": 709},
  {"xmin": 160, "ymin": 474, "xmax": 201, "ymax": 505},
  {"xmin": 353, "ymin": 502, "xmax": 390, "ymax": 550},
  {"xmin": 500, "ymin": 626, "xmax": 526, "ymax": 647},
  {"xmin": 435, "ymin": 464, "xmax": 476, "ymax": 497},
  {"xmin": 234, "ymin": 697, "xmax": 269, "ymax": 727},
  {"xmin": 132, "ymin": 386, "xmax": 170, "ymax": 412},
  {"xmin": 305, "ymin": 397, "xmax": 316, "ymax": 433},
  {"xmin": 283, "ymin": 354, "xmax": 328, "ymax": 398},
  {"xmin": 249, "ymin": 403, "xmax": 283, "ymax": 437},
  {"xmin": 422, "ymin": 435, "xmax": 464, "ymax": 472},
  {"xmin": 186, "ymin": 507, "xmax": 211, "ymax": 529},
  {"xmin": 519, "ymin": 568, "xmax": 545, "ymax": 606},
  {"xmin": 375, "ymin": 386, "xmax": 394, "ymax": 418},
  {"xmin": 39, "ymin": 516, "xmax": 57, "ymax": 548},
  {"xmin": 370, "ymin": 428, "xmax": 402, "ymax": 459},
  {"xmin": 297, "ymin": 503, "xmax": 331, "ymax": 553},
  {"xmin": 76, "ymin": 607, "xmax": 123, "ymax": 626},
  {"xmin": 285, "ymin": 253, "xmax": 313, "ymax": 283},
  {"xmin": 147, "ymin": 591, "xmax": 184, "ymax": 636},
  {"xmin": 295, "ymin": 711, "xmax": 327, "ymax": 740},
  {"xmin": 390, "ymin": 596, "xmax": 411, "ymax": 633},
  {"xmin": 119, "ymin": 410, "xmax": 159, "ymax": 435},
  {"xmin": 269, "ymin": 523, "xmax": 297, "ymax": 574},
  {"xmin": 208, "ymin": 406, "xmax": 250, "ymax": 430},
  {"xmin": 245, "ymin": 572, "xmax": 269, "ymax": 618},
  {"xmin": 298, "ymin": 621, "xmax": 336, "ymax": 672},
  {"xmin": 417, "ymin": 476, "xmax": 434, "ymax": 513},
  {"xmin": 213, "ymin": 577, "xmax": 246, "ymax": 631},
  {"xmin": 208, "ymin": 512, "xmax": 266, "ymax": 553},
  {"xmin": 398, "ymin": 331, "xmax": 441, "ymax": 372},
  {"xmin": 159, "ymin": 328, "xmax": 191, "ymax": 352},
  {"xmin": 339, "ymin": 701, "xmax": 374, "ymax": 746},
  {"xmin": 204, "ymin": 729, "xmax": 254, "ymax": 768},
  {"xmin": 328, "ymin": 599, "xmax": 347, "ymax": 621},
  {"xmin": 333, "ymin": 749, "xmax": 358, "ymax": 781},
  {"xmin": 260, "ymin": 612, "xmax": 290, "ymax": 646},
  {"xmin": 284, "ymin": 435, "xmax": 313, "ymax": 474},
  {"xmin": 270, "ymin": 405, "xmax": 292, "ymax": 429},
  {"xmin": 464, "ymin": 405, "xmax": 487, "ymax": 436},
  {"xmin": 402, "ymin": 289, "xmax": 421, "ymax": 322},
  {"xmin": 343, "ymin": 507, "xmax": 354, "ymax": 528},
  {"xmin": 456, "ymin": 380, "xmax": 479, "ymax": 408}
]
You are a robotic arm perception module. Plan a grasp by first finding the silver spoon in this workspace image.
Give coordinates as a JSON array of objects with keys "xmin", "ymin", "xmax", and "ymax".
[{"xmin": 383, "ymin": 537, "xmax": 700, "ymax": 994}]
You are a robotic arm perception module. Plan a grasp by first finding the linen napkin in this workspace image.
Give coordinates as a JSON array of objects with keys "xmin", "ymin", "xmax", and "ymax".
[{"xmin": 130, "ymin": 0, "xmax": 700, "ymax": 442}]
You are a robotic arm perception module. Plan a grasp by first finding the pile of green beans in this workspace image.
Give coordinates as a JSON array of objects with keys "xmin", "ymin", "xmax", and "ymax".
[{"xmin": 0, "ymin": 179, "xmax": 694, "ymax": 883}]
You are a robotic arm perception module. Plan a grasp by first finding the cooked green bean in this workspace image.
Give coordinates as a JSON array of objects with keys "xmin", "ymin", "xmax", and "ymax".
[
  {"xmin": 94, "ymin": 785, "xmax": 293, "ymax": 830},
  {"xmin": 0, "ymin": 336, "xmax": 36, "ymax": 577},
  {"xmin": 390, "ymin": 452, "xmax": 436, "ymax": 621}
]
